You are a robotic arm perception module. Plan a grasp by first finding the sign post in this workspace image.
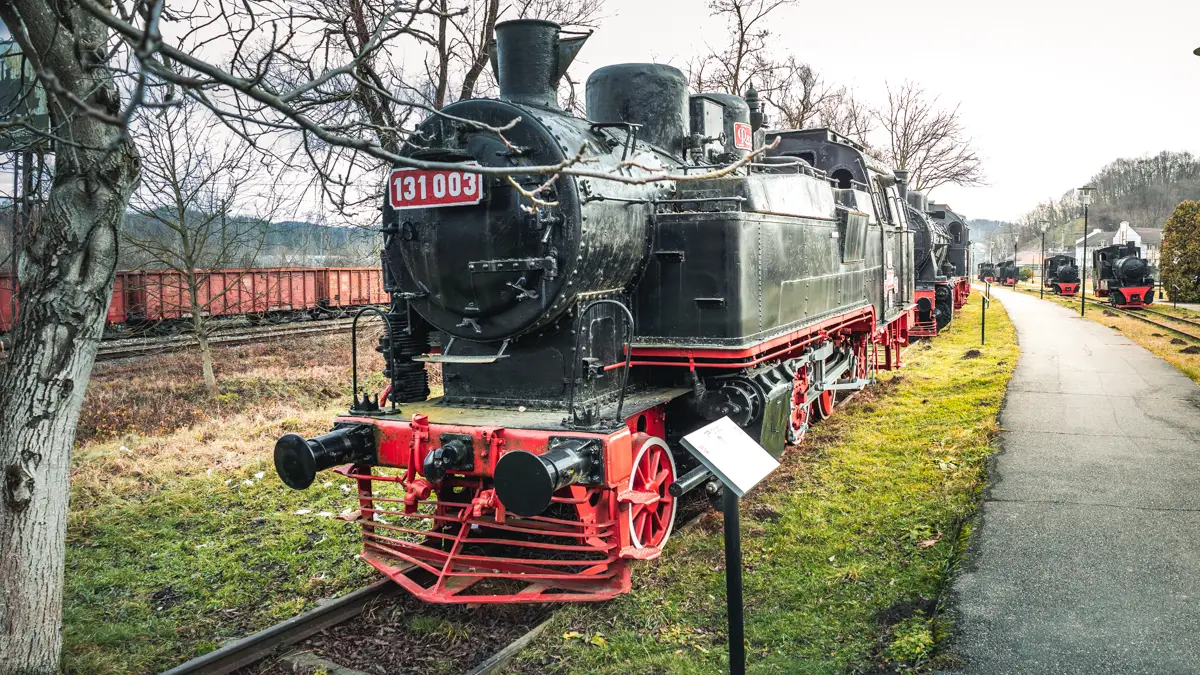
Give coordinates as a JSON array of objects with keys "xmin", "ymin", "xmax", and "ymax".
[{"xmin": 681, "ymin": 417, "xmax": 780, "ymax": 675}]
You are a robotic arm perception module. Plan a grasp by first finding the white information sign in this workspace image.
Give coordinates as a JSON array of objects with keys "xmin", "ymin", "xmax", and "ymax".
[{"xmin": 680, "ymin": 416, "xmax": 779, "ymax": 498}]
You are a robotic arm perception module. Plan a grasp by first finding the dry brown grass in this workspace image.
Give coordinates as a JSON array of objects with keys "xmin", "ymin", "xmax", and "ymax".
[{"xmin": 71, "ymin": 326, "xmax": 450, "ymax": 506}]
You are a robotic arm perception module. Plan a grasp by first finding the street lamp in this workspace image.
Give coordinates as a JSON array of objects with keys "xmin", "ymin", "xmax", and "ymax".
[
  {"xmin": 1038, "ymin": 220, "xmax": 1050, "ymax": 299},
  {"xmin": 1079, "ymin": 186, "xmax": 1096, "ymax": 316},
  {"xmin": 1014, "ymin": 235, "xmax": 1020, "ymax": 285}
]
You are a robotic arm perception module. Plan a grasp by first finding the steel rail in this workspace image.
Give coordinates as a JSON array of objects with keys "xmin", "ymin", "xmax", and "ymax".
[{"xmin": 159, "ymin": 577, "xmax": 404, "ymax": 675}]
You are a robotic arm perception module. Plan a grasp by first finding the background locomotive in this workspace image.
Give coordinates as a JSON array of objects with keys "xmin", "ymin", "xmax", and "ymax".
[
  {"xmin": 998, "ymin": 260, "xmax": 1019, "ymax": 286},
  {"xmin": 1093, "ymin": 242, "xmax": 1155, "ymax": 307},
  {"xmin": 977, "ymin": 262, "xmax": 997, "ymax": 282},
  {"xmin": 930, "ymin": 203, "xmax": 972, "ymax": 311},
  {"xmin": 273, "ymin": 19, "xmax": 966, "ymax": 604},
  {"xmin": 1042, "ymin": 254, "xmax": 1080, "ymax": 296}
]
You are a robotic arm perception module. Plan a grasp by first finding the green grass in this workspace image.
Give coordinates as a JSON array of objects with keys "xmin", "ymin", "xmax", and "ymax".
[
  {"xmin": 63, "ymin": 462, "xmax": 374, "ymax": 674},
  {"xmin": 509, "ymin": 296, "xmax": 1018, "ymax": 674}
]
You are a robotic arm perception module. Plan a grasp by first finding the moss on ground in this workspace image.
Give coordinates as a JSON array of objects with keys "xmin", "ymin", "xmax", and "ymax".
[{"xmin": 508, "ymin": 295, "xmax": 1017, "ymax": 674}]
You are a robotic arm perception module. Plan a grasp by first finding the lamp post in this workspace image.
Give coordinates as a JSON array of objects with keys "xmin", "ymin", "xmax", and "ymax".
[
  {"xmin": 1038, "ymin": 221, "xmax": 1050, "ymax": 299},
  {"xmin": 1014, "ymin": 235, "xmax": 1020, "ymax": 286},
  {"xmin": 1079, "ymin": 186, "xmax": 1095, "ymax": 316}
]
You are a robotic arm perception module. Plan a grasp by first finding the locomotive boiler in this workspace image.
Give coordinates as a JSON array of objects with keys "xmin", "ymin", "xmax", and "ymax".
[
  {"xmin": 273, "ymin": 19, "xmax": 934, "ymax": 604},
  {"xmin": 1043, "ymin": 254, "xmax": 1080, "ymax": 296},
  {"xmin": 1093, "ymin": 242, "xmax": 1155, "ymax": 307}
]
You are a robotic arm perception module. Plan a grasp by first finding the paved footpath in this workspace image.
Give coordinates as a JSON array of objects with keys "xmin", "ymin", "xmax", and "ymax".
[{"xmin": 943, "ymin": 286, "xmax": 1200, "ymax": 674}]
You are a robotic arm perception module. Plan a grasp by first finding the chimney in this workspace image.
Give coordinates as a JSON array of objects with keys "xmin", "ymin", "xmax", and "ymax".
[
  {"xmin": 894, "ymin": 169, "xmax": 910, "ymax": 199},
  {"xmin": 493, "ymin": 20, "xmax": 589, "ymax": 109}
]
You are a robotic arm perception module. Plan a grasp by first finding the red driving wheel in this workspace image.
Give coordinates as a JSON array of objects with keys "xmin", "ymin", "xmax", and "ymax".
[
  {"xmin": 788, "ymin": 364, "xmax": 811, "ymax": 444},
  {"xmin": 628, "ymin": 435, "xmax": 677, "ymax": 550},
  {"xmin": 814, "ymin": 389, "xmax": 835, "ymax": 419}
]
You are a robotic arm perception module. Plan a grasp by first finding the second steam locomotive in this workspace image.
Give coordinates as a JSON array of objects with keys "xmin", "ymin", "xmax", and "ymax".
[{"xmin": 273, "ymin": 20, "xmax": 973, "ymax": 604}]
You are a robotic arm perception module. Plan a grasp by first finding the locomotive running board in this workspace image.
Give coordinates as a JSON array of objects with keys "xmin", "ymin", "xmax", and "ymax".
[{"xmin": 413, "ymin": 337, "xmax": 511, "ymax": 364}]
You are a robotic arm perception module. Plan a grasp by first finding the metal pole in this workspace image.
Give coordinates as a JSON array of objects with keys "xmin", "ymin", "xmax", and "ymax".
[
  {"xmin": 1081, "ymin": 204, "xmax": 1088, "ymax": 317},
  {"xmin": 1040, "ymin": 231, "xmax": 1045, "ymax": 299},
  {"xmin": 723, "ymin": 487, "xmax": 745, "ymax": 675},
  {"xmin": 981, "ymin": 285, "xmax": 987, "ymax": 345}
]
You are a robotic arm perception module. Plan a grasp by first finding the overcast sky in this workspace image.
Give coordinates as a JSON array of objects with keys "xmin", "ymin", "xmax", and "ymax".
[{"xmin": 575, "ymin": 0, "xmax": 1200, "ymax": 223}]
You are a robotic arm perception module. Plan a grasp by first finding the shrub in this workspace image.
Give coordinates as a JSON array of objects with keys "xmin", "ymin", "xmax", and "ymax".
[
  {"xmin": 1162, "ymin": 201, "xmax": 1200, "ymax": 302},
  {"xmin": 1019, "ymin": 267, "xmax": 1033, "ymax": 281}
]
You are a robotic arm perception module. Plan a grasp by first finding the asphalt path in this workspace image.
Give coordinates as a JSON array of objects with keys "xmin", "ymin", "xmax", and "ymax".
[{"xmin": 942, "ymin": 286, "xmax": 1200, "ymax": 674}]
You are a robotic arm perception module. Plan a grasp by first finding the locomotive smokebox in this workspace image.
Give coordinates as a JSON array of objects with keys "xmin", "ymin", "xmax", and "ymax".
[
  {"xmin": 274, "ymin": 425, "xmax": 375, "ymax": 490},
  {"xmin": 493, "ymin": 440, "xmax": 599, "ymax": 517},
  {"xmin": 1114, "ymin": 256, "xmax": 1147, "ymax": 282},
  {"xmin": 587, "ymin": 63, "xmax": 689, "ymax": 156},
  {"xmin": 494, "ymin": 19, "xmax": 589, "ymax": 109}
]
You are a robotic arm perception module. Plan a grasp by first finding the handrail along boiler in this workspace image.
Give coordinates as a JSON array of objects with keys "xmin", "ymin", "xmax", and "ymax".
[{"xmin": 273, "ymin": 20, "xmax": 967, "ymax": 604}]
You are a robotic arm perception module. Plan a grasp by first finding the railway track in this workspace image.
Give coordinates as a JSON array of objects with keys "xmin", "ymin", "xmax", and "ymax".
[
  {"xmin": 160, "ymin": 578, "xmax": 403, "ymax": 675},
  {"xmin": 96, "ymin": 318, "xmax": 366, "ymax": 362}
]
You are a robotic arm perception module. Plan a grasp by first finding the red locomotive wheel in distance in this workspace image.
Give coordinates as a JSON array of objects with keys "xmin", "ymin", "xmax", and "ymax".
[{"xmin": 628, "ymin": 435, "xmax": 678, "ymax": 550}]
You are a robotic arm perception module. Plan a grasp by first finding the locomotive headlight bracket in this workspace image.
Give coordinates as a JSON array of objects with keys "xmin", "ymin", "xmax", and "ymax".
[{"xmin": 421, "ymin": 433, "xmax": 475, "ymax": 482}]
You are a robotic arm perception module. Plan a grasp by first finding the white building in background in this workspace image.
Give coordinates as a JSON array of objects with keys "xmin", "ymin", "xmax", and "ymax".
[
  {"xmin": 1074, "ymin": 229, "xmax": 1108, "ymax": 269},
  {"xmin": 1112, "ymin": 221, "xmax": 1163, "ymax": 271}
]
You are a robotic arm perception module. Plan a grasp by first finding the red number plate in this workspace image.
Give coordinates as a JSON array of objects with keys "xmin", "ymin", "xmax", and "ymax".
[
  {"xmin": 388, "ymin": 166, "xmax": 484, "ymax": 210},
  {"xmin": 733, "ymin": 122, "xmax": 753, "ymax": 150}
]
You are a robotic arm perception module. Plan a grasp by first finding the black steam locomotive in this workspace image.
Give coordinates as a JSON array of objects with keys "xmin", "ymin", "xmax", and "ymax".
[
  {"xmin": 1093, "ymin": 242, "xmax": 1155, "ymax": 307},
  {"xmin": 930, "ymin": 203, "xmax": 972, "ymax": 311},
  {"xmin": 977, "ymin": 262, "xmax": 996, "ymax": 282},
  {"xmin": 273, "ymin": 19, "xmax": 966, "ymax": 604},
  {"xmin": 997, "ymin": 260, "xmax": 1019, "ymax": 287},
  {"xmin": 1042, "ymin": 254, "xmax": 1080, "ymax": 296}
]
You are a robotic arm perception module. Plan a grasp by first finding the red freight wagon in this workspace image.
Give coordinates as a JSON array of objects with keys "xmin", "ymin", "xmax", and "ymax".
[
  {"xmin": 128, "ymin": 268, "xmax": 325, "ymax": 320},
  {"xmin": 1, "ymin": 272, "xmax": 131, "ymax": 332},
  {"xmin": 319, "ymin": 268, "xmax": 387, "ymax": 307},
  {"xmin": 0, "ymin": 273, "xmax": 15, "ymax": 333}
]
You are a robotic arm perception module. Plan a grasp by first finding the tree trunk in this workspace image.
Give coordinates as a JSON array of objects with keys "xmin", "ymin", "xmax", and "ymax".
[
  {"xmin": 188, "ymin": 276, "xmax": 218, "ymax": 395},
  {"xmin": 0, "ymin": 4, "xmax": 142, "ymax": 667},
  {"xmin": 0, "ymin": 138, "xmax": 139, "ymax": 671}
]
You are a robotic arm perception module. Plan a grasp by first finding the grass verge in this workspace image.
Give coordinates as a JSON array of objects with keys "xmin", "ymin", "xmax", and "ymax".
[
  {"xmin": 62, "ymin": 329, "xmax": 443, "ymax": 674},
  {"xmin": 1012, "ymin": 286, "xmax": 1200, "ymax": 384},
  {"xmin": 507, "ymin": 295, "xmax": 1018, "ymax": 674}
]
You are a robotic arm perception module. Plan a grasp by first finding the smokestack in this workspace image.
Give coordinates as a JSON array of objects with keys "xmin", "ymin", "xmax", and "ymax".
[
  {"xmin": 894, "ymin": 169, "xmax": 910, "ymax": 199},
  {"xmin": 493, "ymin": 19, "xmax": 589, "ymax": 109}
]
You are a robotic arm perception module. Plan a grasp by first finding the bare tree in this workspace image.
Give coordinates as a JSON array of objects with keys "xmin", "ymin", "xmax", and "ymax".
[
  {"xmin": 123, "ymin": 99, "xmax": 288, "ymax": 394},
  {"xmin": 816, "ymin": 88, "xmax": 874, "ymax": 146},
  {"xmin": 689, "ymin": 0, "xmax": 792, "ymax": 99},
  {"xmin": 688, "ymin": 0, "xmax": 875, "ymax": 146},
  {"xmin": 873, "ymin": 80, "xmax": 985, "ymax": 193}
]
